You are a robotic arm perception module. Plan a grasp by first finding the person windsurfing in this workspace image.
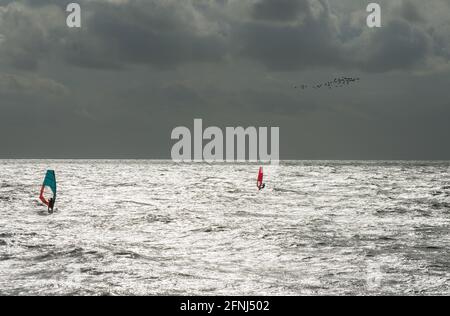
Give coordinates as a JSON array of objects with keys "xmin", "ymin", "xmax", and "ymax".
[
  {"xmin": 257, "ymin": 167, "xmax": 265, "ymax": 190},
  {"xmin": 48, "ymin": 197, "xmax": 55, "ymax": 213},
  {"xmin": 39, "ymin": 170, "xmax": 57, "ymax": 214}
]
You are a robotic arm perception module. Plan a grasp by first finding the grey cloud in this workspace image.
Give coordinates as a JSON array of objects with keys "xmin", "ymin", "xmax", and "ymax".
[
  {"xmin": 0, "ymin": 0, "xmax": 448, "ymax": 73},
  {"xmin": 0, "ymin": 2, "xmax": 66, "ymax": 70},
  {"xmin": 356, "ymin": 20, "xmax": 431, "ymax": 72},
  {"xmin": 252, "ymin": 0, "xmax": 310, "ymax": 22},
  {"xmin": 237, "ymin": 0, "xmax": 342, "ymax": 71},
  {"xmin": 0, "ymin": 73, "xmax": 69, "ymax": 96},
  {"xmin": 68, "ymin": 0, "xmax": 226, "ymax": 69},
  {"xmin": 237, "ymin": 21, "xmax": 341, "ymax": 71},
  {"xmin": 396, "ymin": 1, "xmax": 425, "ymax": 23},
  {"xmin": 239, "ymin": 0, "xmax": 445, "ymax": 73},
  {"xmin": 0, "ymin": 0, "xmax": 227, "ymax": 71}
]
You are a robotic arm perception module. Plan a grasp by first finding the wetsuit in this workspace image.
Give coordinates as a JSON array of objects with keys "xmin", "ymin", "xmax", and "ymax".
[{"xmin": 48, "ymin": 198, "xmax": 55, "ymax": 213}]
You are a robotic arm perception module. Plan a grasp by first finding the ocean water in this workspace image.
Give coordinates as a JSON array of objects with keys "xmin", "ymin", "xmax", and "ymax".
[{"xmin": 0, "ymin": 160, "xmax": 449, "ymax": 296}]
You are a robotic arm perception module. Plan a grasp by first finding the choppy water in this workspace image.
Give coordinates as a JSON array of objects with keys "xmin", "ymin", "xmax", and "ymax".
[{"xmin": 0, "ymin": 160, "xmax": 449, "ymax": 295}]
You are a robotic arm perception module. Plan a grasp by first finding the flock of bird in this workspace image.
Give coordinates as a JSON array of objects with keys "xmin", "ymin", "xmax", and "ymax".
[{"xmin": 293, "ymin": 76, "xmax": 361, "ymax": 91}]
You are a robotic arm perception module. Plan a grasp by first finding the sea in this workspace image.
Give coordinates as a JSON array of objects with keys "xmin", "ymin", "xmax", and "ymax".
[{"xmin": 0, "ymin": 160, "xmax": 449, "ymax": 295}]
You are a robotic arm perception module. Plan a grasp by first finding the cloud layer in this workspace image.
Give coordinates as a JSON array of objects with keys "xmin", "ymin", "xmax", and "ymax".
[{"xmin": 1, "ymin": 0, "xmax": 449, "ymax": 72}]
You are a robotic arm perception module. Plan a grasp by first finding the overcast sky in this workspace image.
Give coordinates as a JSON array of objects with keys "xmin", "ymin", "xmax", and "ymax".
[{"xmin": 0, "ymin": 0, "xmax": 449, "ymax": 159}]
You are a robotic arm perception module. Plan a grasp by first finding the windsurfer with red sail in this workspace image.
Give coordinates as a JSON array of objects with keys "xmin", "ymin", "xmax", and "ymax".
[{"xmin": 257, "ymin": 167, "xmax": 265, "ymax": 190}]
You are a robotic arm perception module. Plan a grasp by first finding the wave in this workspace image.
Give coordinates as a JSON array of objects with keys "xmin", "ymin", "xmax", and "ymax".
[{"xmin": 190, "ymin": 225, "xmax": 228, "ymax": 233}]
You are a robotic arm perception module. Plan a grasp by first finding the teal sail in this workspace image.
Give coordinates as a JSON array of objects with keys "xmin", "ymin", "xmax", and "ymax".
[
  {"xmin": 39, "ymin": 170, "xmax": 56, "ymax": 205},
  {"xmin": 43, "ymin": 170, "xmax": 57, "ymax": 198}
]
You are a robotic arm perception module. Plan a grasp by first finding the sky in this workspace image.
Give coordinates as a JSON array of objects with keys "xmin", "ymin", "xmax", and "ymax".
[{"xmin": 0, "ymin": 0, "xmax": 449, "ymax": 159}]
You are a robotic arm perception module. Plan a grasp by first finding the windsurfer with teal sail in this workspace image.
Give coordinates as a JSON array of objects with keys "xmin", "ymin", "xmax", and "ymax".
[{"xmin": 39, "ymin": 170, "xmax": 57, "ymax": 213}]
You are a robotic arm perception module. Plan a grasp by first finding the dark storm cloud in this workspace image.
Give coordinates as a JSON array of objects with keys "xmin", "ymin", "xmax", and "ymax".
[
  {"xmin": 239, "ymin": 0, "xmax": 447, "ymax": 73},
  {"xmin": 0, "ymin": 2, "xmax": 66, "ymax": 70},
  {"xmin": 82, "ymin": 1, "xmax": 226, "ymax": 69},
  {"xmin": 0, "ymin": 0, "xmax": 227, "ymax": 71},
  {"xmin": 0, "ymin": 0, "xmax": 448, "ymax": 73},
  {"xmin": 49, "ymin": 0, "xmax": 227, "ymax": 70},
  {"xmin": 395, "ymin": 1, "xmax": 425, "ymax": 23},
  {"xmin": 357, "ymin": 20, "xmax": 431, "ymax": 72},
  {"xmin": 237, "ymin": 17, "xmax": 342, "ymax": 71},
  {"xmin": 236, "ymin": 0, "xmax": 345, "ymax": 71},
  {"xmin": 252, "ymin": 0, "xmax": 310, "ymax": 22}
]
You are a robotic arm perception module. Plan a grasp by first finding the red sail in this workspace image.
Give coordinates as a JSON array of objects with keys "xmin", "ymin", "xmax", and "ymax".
[
  {"xmin": 39, "ymin": 186, "xmax": 49, "ymax": 206},
  {"xmin": 257, "ymin": 167, "xmax": 263, "ymax": 189}
]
